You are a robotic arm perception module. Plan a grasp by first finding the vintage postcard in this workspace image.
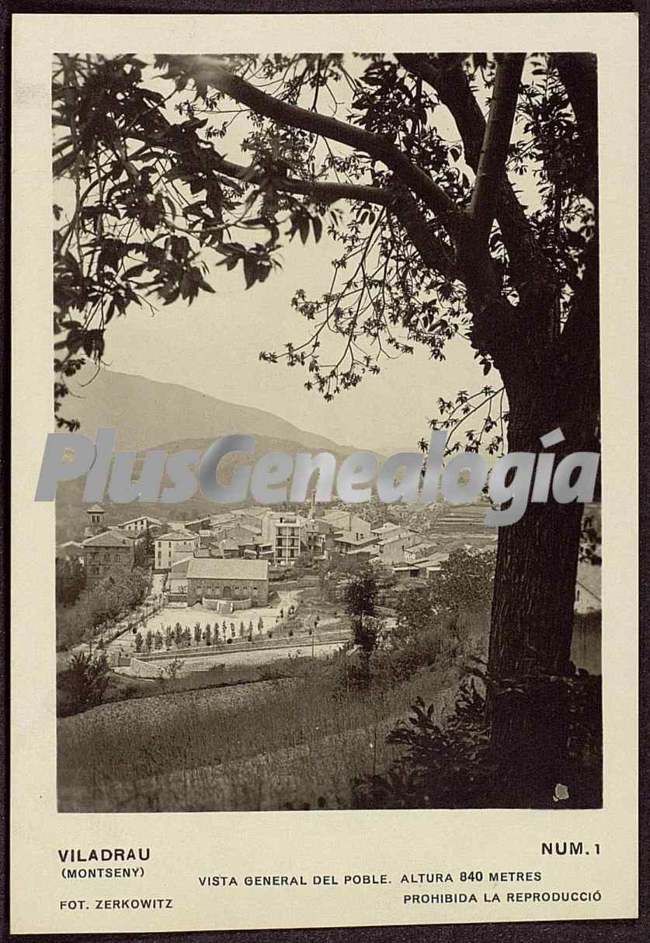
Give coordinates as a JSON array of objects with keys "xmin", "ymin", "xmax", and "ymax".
[{"xmin": 10, "ymin": 9, "xmax": 638, "ymax": 935}]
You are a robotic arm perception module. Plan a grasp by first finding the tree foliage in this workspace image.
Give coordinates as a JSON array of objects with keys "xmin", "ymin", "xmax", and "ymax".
[
  {"xmin": 344, "ymin": 567, "xmax": 377, "ymax": 621},
  {"xmin": 56, "ymin": 567, "xmax": 149, "ymax": 650},
  {"xmin": 55, "ymin": 556, "xmax": 86, "ymax": 606},
  {"xmin": 52, "ymin": 51, "xmax": 597, "ymax": 455},
  {"xmin": 352, "ymin": 668, "xmax": 601, "ymax": 809},
  {"xmin": 342, "ymin": 565, "xmax": 380, "ymax": 686},
  {"xmin": 58, "ymin": 651, "xmax": 111, "ymax": 715},
  {"xmin": 391, "ymin": 548, "xmax": 494, "ymax": 652},
  {"xmin": 430, "ymin": 547, "xmax": 496, "ymax": 613}
]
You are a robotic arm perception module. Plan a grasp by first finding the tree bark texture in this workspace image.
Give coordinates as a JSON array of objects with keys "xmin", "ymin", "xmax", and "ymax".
[{"xmin": 485, "ymin": 244, "xmax": 600, "ymax": 806}]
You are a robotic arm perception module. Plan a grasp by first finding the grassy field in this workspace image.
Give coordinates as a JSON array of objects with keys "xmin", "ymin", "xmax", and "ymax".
[{"xmin": 57, "ymin": 640, "xmax": 476, "ymax": 813}]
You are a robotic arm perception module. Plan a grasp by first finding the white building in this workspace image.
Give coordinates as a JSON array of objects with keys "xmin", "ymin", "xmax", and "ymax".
[
  {"xmin": 154, "ymin": 529, "xmax": 198, "ymax": 571},
  {"xmin": 320, "ymin": 509, "xmax": 372, "ymax": 541},
  {"xmin": 261, "ymin": 511, "xmax": 307, "ymax": 566},
  {"xmin": 376, "ymin": 528, "xmax": 422, "ymax": 564},
  {"xmin": 118, "ymin": 515, "xmax": 162, "ymax": 535}
]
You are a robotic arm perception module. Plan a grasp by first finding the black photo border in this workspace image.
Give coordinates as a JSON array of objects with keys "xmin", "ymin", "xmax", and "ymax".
[{"xmin": 0, "ymin": 2, "xmax": 646, "ymax": 940}]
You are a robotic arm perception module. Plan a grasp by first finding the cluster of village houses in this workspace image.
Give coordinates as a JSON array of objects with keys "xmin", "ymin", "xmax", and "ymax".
[
  {"xmin": 56, "ymin": 500, "xmax": 600, "ymax": 616},
  {"xmin": 56, "ymin": 500, "xmax": 483, "ymax": 611}
]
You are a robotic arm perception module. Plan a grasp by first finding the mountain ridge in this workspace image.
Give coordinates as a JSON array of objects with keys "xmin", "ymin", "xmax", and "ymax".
[
  {"xmin": 58, "ymin": 368, "xmax": 364, "ymax": 455},
  {"xmin": 55, "ymin": 369, "xmax": 384, "ymax": 544}
]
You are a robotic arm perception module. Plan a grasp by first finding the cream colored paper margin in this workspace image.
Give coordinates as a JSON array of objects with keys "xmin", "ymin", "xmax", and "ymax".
[{"xmin": 11, "ymin": 11, "xmax": 638, "ymax": 934}]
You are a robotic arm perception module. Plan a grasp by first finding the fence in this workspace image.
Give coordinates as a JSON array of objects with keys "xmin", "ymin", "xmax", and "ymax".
[{"xmin": 127, "ymin": 628, "xmax": 352, "ymax": 666}]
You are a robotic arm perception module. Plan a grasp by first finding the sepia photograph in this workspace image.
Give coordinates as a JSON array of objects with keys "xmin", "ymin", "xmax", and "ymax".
[{"xmin": 50, "ymin": 49, "xmax": 603, "ymax": 815}]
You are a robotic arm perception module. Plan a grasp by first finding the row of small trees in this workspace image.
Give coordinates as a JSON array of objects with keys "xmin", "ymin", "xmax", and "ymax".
[
  {"xmin": 133, "ymin": 604, "xmax": 308, "ymax": 654},
  {"xmin": 134, "ymin": 617, "xmax": 267, "ymax": 653}
]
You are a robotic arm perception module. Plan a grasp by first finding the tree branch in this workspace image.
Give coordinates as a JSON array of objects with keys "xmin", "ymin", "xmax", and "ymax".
[
  {"xmin": 118, "ymin": 114, "xmax": 394, "ymax": 209},
  {"xmin": 205, "ymin": 156, "xmax": 458, "ymax": 277},
  {"xmin": 396, "ymin": 54, "xmax": 546, "ymax": 380},
  {"xmin": 396, "ymin": 54, "xmax": 484, "ymax": 166},
  {"xmin": 470, "ymin": 54, "xmax": 525, "ymax": 243},
  {"xmin": 396, "ymin": 54, "xmax": 553, "ymax": 298},
  {"xmin": 167, "ymin": 55, "xmax": 463, "ymax": 232},
  {"xmin": 552, "ymin": 54, "xmax": 597, "ymax": 158},
  {"xmin": 215, "ymin": 156, "xmax": 395, "ymax": 206},
  {"xmin": 556, "ymin": 237, "xmax": 599, "ymax": 366},
  {"xmin": 387, "ymin": 189, "xmax": 457, "ymax": 280},
  {"xmin": 551, "ymin": 53, "xmax": 598, "ymax": 205},
  {"xmin": 123, "ymin": 117, "xmax": 458, "ymax": 280}
]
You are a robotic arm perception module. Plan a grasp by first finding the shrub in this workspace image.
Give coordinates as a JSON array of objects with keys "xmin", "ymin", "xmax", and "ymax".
[
  {"xmin": 352, "ymin": 670, "xmax": 602, "ymax": 810},
  {"xmin": 56, "ymin": 556, "xmax": 86, "ymax": 607},
  {"xmin": 163, "ymin": 657, "xmax": 184, "ymax": 681},
  {"xmin": 257, "ymin": 658, "xmax": 307, "ymax": 682},
  {"xmin": 58, "ymin": 652, "xmax": 110, "ymax": 716}
]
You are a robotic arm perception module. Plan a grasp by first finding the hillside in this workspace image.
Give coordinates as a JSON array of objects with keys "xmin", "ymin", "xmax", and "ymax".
[
  {"xmin": 55, "ymin": 370, "xmax": 371, "ymax": 543},
  {"xmin": 57, "ymin": 368, "xmax": 359, "ymax": 453}
]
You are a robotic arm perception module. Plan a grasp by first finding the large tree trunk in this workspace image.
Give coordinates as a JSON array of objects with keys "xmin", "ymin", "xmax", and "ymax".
[
  {"xmin": 478, "ymin": 220, "xmax": 600, "ymax": 807},
  {"xmin": 485, "ymin": 299, "xmax": 599, "ymax": 804},
  {"xmin": 487, "ymin": 463, "xmax": 583, "ymax": 806}
]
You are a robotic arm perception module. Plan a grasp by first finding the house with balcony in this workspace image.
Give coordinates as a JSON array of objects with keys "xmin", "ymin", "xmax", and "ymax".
[
  {"xmin": 331, "ymin": 532, "xmax": 379, "ymax": 559},
  {"xmin": 261, "ymin": 511, "xmax": 307, "ymax": 566},
  {"xmin": 308, "ymin": 509, "xmax": 374, "ymax": 559}
]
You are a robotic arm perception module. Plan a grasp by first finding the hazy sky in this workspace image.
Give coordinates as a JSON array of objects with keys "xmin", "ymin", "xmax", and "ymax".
[{"xmin": 96, "ymin": 232, "xmax": 488, "ymax": 453}]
